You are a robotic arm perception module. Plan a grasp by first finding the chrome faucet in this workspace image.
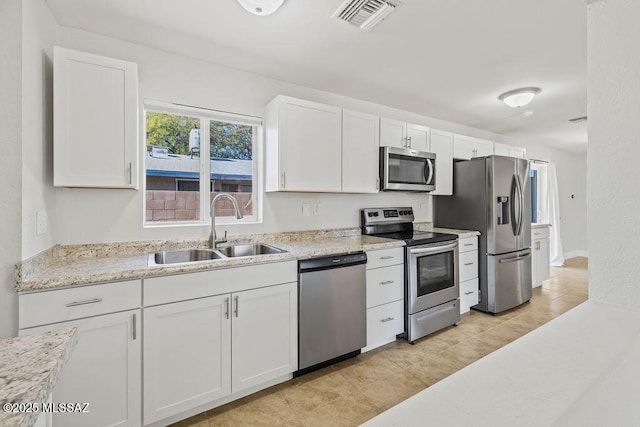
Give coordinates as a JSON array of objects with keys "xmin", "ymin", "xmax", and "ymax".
[{"xmin": 209, "ymin": 193, "xmax": 243, "ymax": 248}]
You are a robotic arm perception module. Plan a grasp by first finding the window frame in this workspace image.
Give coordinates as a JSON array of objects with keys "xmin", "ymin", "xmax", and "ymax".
[{"xmin": 143, "ymin": 100, "xmax": 262, "ymax": 227}]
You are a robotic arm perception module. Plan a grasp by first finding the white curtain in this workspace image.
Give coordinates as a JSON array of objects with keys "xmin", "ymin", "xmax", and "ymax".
[{"xmin": 546, "ymin": 162, "xmax": 565, "ymax": 266}]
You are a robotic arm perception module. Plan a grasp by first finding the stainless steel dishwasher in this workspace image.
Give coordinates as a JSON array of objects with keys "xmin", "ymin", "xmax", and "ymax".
[{"xmin": 296, "ymin": 252, "xmax": 367, "ymax": 376}]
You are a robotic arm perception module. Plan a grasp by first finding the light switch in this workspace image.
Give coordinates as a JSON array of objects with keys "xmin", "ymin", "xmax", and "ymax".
[{"xmin": 302, "ymin": 203, "xmax": 311, "ymax": 217}]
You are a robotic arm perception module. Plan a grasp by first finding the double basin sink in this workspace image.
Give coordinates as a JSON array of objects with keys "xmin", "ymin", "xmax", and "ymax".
[{"xmin": 150, "ymin": 244, "xmax": 286, "ymax": 266}]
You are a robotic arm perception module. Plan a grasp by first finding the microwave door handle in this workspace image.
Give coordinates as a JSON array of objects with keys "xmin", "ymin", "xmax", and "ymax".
[{"xmin": 426, "ymin": 158, "xmax": 434, "ymax": 185}]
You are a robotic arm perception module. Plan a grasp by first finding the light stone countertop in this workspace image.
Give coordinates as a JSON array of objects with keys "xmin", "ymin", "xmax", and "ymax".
[
  {"xmin": 413, "ymin": 223, "xmax": 481, "ymax": 238},
  {"xmin": 16, "ymin": 230, "xmax": 404, "ymax": 292},
  {"xmin": 0, "ymin": 328, "xmax": 79, "ymax": 427},
  {"xmin": 531, "ymin": 223, "xmax": 551, "ymax": 229}
]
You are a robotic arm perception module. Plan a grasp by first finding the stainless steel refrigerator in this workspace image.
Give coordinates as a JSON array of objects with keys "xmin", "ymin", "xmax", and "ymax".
[{"xmin": 435, "ymin": 155, "xmax": 532, "ymax": 314}]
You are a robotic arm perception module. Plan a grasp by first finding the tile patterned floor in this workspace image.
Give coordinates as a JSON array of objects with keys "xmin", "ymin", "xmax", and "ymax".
[{"xmin": 173, "ymin": 257, "xmax": 589, "ymax": 427}]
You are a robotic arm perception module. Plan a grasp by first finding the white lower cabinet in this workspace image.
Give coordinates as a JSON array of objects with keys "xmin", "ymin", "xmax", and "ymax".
[
  {"xmin": 143, "ymin": 296, "xmax": 231, "ymax": 424},
  {"xmin": 458, "ymin": 236, "xmax": 479, "ymax": 314},
  {"xmin": 143, "ymin": 272, "xmax": 298, "ymax": 425},
  {"xmin": 20, "ymin": 309, "xmax": 141, "ymax": 427},
  {"xmin": 231, "ymin": 283, "xmax": 297, "ymax": 393},
  {"xmin": 363, "ymin": 248, "xmax": 405, "ymax": 352},
  {"xmin": 532, "ymin": 225, "xmax": 551, "ymax": 286}
]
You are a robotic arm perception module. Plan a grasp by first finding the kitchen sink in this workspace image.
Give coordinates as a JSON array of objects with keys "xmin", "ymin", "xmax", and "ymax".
[
  {"xmin": 216, "ymin": 243, "xmax": 285, "ymax": 258},
  {"xmin": 148, "ymin": 244, "xmax": 286, "ymax": 266},
  {"xmin": 151, "ymin": 249, "xmax": 223, "ymax": 265}
]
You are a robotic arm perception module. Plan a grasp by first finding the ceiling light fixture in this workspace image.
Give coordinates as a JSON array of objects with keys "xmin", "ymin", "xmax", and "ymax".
[
  {"xmin": 498, "ymin": 87, "xmax": 541, "ymax": 108},
  {"xmin": 236, "ymin": 0, "xmax": 285, "ymax": 16}
]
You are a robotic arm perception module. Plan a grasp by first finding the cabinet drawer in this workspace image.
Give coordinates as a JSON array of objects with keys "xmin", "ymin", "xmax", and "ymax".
[
  {"xmin": 144, "ymin": 261, "xmax": 297, "ymax": 306},
  {"xmin": 532, "ymin": 226, "xmax": 550, "ymax": 240},
  {"xmin": 19, "ymin": 280, "xmax": 141, "ymax": 328},
  {"xmin": 366, "ymin": 247, "xmax": 404, "ymax": 270},
  {"xmin": 366, "ymin": 300, "xmax": 404, "ymax": 350},
  {"xmin": 459, "ymin": 250, "xmax": 479, "ymax": 282},
  {"xmin": 366, "ymin": 264, "xmax": 404, "ymax": 308},
  {"xmin": 460, "ymin": 278, "xmax": 479, "ymax": 314},
  {"xmin": 459, "ymin": 237, "xmax": 478, "ymax": 253}
]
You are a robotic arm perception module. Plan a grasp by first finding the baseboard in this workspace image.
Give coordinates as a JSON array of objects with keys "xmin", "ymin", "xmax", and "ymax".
[{"xmin": 564, "ymin": 250, "xmax": 589, "ymax": 259}]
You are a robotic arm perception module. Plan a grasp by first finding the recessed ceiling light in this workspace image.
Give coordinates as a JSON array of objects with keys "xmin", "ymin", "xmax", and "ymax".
[
  {"xmin": 237, "ymin": 0, "xmax": 285, "ymax": 16},
  {"xmin": 498, "ymin": 87, "xmax": 541, "ymax": 108}
]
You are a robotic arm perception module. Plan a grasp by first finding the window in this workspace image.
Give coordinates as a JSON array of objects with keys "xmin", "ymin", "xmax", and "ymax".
[
  {"xmin": 530, "ymin": 163, "xmax": 548, "ymax": 224},
  {"xmin": 144, "ymin": 101, "xmax": 260, "ymax": 225}
]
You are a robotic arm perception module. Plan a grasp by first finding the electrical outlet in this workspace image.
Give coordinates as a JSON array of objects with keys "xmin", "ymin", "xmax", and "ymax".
[
  {"xmin": 313, "ymin": 203, "xmax": 321, "ymax": 216},
  {"xmin": 36, "ymin": 210, "xmax": 48, "ymax": 235},
  {"xmin": 302, "ymin": 203, "xmax": 311, "ymax": 217}
]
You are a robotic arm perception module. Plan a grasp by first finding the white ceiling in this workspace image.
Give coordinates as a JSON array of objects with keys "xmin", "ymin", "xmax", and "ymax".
[{"xmin": 45, "ymin": 0, "xmax": 588, "ymax": 153}]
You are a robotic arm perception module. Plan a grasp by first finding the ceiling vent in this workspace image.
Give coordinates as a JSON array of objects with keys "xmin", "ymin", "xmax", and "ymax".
[
  {"xmin": 332, "ymin": 0, "xmax": 403, "ymax": 31},
  {"xmin": 569, "ymin": 116, "xmax": 588, "ymax": 124}
]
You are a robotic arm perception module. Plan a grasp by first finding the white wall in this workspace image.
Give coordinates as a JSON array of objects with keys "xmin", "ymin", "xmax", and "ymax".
[
  {"xmin": 21, "ymin": 0, "xmax": 58, "ymax": 259},
  {"xmin": 587, "ymin": 0, "xmax": 640, "ymax": 309},
  {"xmin": 52, "ymin": 26, "xmax": 589, "ymax": 255},
  {"xmin": 0, "ymin": 0, "xmax": 23, "ymax": 338}
]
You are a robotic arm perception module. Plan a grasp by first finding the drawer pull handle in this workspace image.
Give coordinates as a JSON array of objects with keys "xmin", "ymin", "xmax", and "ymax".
[
  {"xmin": 464, "ymin": 262, "xmax": 474, "ymax": 266},
  {"xmin": 380, "ymin": 256, "xmax": 394, "ymax": 260},
  {"xmin": 380, "ymin": 280, "xmax": 394, "ymax": 285},
  {"xmin": 381, "ymin": 317, "xmax": 394, "ymax": 323},
  {"xmin": 132, "ymin": 313, "xmax": 137, "ymax": 340},
  {"xmin": 464, "ymin": 291, "xmax": 474, "ymax": 295},
  {"xmin": 464, "ymin": 243, "xmax": 474, "ymax": 247},
  {"xmin": 65, "ymin": 297, "xmax": 103, "ymax": 307}
]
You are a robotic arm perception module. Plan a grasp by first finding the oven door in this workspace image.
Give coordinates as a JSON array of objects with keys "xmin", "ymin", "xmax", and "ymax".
[
  {"xmin": 380, "ymin": 146, "xmax": 436, "ymax": 192},
  {"xmin": 407, "ymin": 240, "xmax": 459, "ymax": 314}
]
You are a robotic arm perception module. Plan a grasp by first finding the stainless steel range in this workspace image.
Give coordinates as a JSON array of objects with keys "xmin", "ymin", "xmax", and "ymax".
[{"xmin": 361, "ymin": 207, "xmax": 460, "ymax": 343}]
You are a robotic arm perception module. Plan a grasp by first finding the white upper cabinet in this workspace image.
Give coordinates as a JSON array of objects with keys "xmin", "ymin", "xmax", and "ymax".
[
  {"xmin": 380, "ymin": 118, "xmax": 430, "ymax": 151},
  {"xmin": 342, "ymin": 109, "xmax": 380, "ymax": 193},
  {"xmin": 495, "ymin": 142, "xmax": 528, "ymax": 159},
  {"xmin": 265, "ymin": 96, "xmax": 342, "ymax": 192},
  {"xmin": 430, "ymin": 129, "xmax": 454, "ymax": 195},
  {"xmin": 406, "ymin": 123, "xmax": 430, "ymax": 151},
  {"xmin": 54, "ymin": 47, "xmax": 139, "ymax": 188},
  {"xmin": 379, "ymin": 117, "xmax": 406, "ymax": 148},
  {"xmin": 453, "ymin": 134, "xmax": 494, "ymax": 160}
]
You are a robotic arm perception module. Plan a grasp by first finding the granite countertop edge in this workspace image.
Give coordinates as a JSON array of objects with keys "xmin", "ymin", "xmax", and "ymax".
[
  {"xmin": 0, "ymin": 328, "xmax": 79, "ymax": 427},
  {"xmin": 17, "ymin": 225, "xmax": 479, "ymax": 293},
  {"xmin": 16, "ymin": 237, "xmax": 406, "ymax": 292}
]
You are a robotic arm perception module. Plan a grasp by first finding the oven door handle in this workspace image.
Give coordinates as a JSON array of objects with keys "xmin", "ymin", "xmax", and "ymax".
[{"xmin": 409, "ymin": 241, "xmax": 458, "ymax": 255}]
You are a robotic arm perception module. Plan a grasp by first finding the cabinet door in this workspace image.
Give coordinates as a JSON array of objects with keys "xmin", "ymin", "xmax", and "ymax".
[
  {"xmin": 232, "ymin": 282, "xmax": 297, "ymax": 393},
  {"xmin": 20, "ymin": 310, "xmax": 141, "ymax": 427},
  {"xmin": 279, "ymin": 97, "xmax": 342, "ymax": 192},
  {"xmin": 380, "ymin": 117, "xmax": 406, "ymax": 148},
  {"xmin": 494, "ymin": 142, "xmax": 511, "ymax": 156},
  {"xmin": 475, "ymin": 139, "xmax": 495, "ymax": 157},
  {"xmin": 510, "ymin": 147, "xmax": 527, "ymax": 159},
  {"xmin": 53, "ymin": 47, "xmax": 138, "ymax": 188},
  {"xmin": 430, "ymin": 129, "xmax": 453, "ymax": 195},
  {"xmin": 143, "ymin": 296, "xmax": 231, "ymax": 424},
  {"xmin": 342, "ymin": 109, "xmax": 380, "ymax": 193},
  {"xmin": 537, "ymin": 238, "xmax": 551, "ymax": 283},
  {"xmin": 453, "ymin": 134, "xmax": 475, "ymax": 160},
  {"xmin": 406, "ymin": 123, "xmax": 429, "ymax": 151}
]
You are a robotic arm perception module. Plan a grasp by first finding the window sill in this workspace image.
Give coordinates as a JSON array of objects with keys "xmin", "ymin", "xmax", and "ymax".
[{"xmin": 144, "ymin": 218, "xmax": 262, "ymax": 229}]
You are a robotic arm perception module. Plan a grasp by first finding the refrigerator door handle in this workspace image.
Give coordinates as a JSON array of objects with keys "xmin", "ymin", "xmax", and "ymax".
[
  {"xmin": 510, "ymin": 175, "xmax": 519, "ymax": 236},
  {"xmin": 515, "ymin": 174, "xmax": 524, "ymax": 236}
]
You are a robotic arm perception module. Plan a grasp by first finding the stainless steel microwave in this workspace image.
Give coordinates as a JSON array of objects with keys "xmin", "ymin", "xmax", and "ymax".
[{"xmin": 380, "ymin": 146, "xmax": 436, "ymax": 192}]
